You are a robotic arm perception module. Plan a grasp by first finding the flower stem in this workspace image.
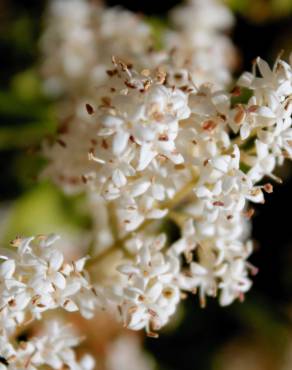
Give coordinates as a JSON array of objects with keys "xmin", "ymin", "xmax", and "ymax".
[{"xmin": 87, "ymin": 173, "xmax": 198, "ymax": 268}]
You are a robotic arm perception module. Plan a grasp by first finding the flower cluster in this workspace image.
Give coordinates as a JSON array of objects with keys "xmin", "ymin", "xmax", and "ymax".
[
  {"xmin": 43, "ymin": 62, "xmax": 192, "ymax": 232},
  {"xmin": 41, "ymin": 0, "xmax": 162, "ymax": 97},
  {"xmin": 165, "ymin": 0, "xmax": 236, "ymax": 89},
  {"xmin": 0, "ymin": 234, "xmax": 97, "ymax": 336},
  {"xmin": 4, "ymin": 1, "xmax": 292, "ymax": 368},
  {"xmin": 8, "ymin": 0, "xmax": 287, "ymax": 347},
  {"xmin": 106, "ymin": 235, "xmax": 181, "ymax": 336},
  {"xmin": 0, "ymin": 234, "xmax": 97, "ymax": 368},
  {"xmin": 236, "ymin": 56, "xmax": 292, "ymax": 167},
  {"xmin": 0, "ymin": 322, "xmax": 94, "ymax": 370},
  {"xmin": 41, "ymin": 0, "xmax": 236, "ymax": 100},
  {"xmin": 43, "ymin": 51, "xmax": 292, "ymax": 336}
]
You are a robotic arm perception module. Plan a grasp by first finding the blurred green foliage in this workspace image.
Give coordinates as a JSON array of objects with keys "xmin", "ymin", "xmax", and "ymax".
[{"xmin": 227, "ymin": 0, "xmax": 292, "ymax": 22}]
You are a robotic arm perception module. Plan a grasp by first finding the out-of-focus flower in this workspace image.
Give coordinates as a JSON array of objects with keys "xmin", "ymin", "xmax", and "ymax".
[
  {"xmin": 0, "ymin": 322, "xmax": 95, "ymax": 370},
  {"xmin": 106, "ymin": 334, "xmax": 155, "ymax": 370},
  {"xmin": 165, "ymin": 0, "xmax": 237, "ymax": 89},
  {"xmin": 0, "ymin": 234, "xmax": 98, "ymax": 336}
]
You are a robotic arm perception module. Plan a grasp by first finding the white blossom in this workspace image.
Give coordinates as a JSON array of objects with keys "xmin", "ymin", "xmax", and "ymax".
[
  {"xmin": 105, "ymin": 235, "xmax": 181, "ymax": 335},
  {"xmin": 0, "ymin": 234, "xmax": 98, "ymax": 335},
  {"xmin": 39, "ymin": 0, "xmax": 292, "ymax": 336},
  {"xmin": 0, "ymin": 322, "xmax": 94, "ymax": 370},
  {"xmin": 165, "ymin": 0, "xmax": 236, "ymax": 89}
]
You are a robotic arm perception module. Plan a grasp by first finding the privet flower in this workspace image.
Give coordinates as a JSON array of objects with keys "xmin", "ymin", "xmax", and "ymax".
[
  {"xmin": 165, "ymin": 0, "xmax": 236, "ymax": 89},
  {"xmin": 106, "ymin": 235, "xmax": 181, "ymax": 336},
  {"xmin": 43, "ymin": 52, "xmax": 292, "ymax": 325},
  {"xmin": 234, "ymin": 56, "xmax": 292, "ymax": 166},
  {"xmin": 44, "ymin": 62, "xmax": 192, "ymax": 232},
  {"xmin": 38, "ymin": 0, "xmax": 292, "ymax": 339},
  {"xmin": 41, "ymin": 0, "xmax": 162, "ymax": 97},
  {"xmin": 0, "ymin": 322, "xmax": 95, "ymax": 370},
  {"xmin": 0, "ymin": 234, "xmax": 98, "ymax": 336},
  {"xmin": 172, "ymin": 217, "xmax": 255, "ymax": 307}
]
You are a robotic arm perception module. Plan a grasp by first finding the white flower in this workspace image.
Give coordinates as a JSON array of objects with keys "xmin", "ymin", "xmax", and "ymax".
[
  {"xmin": 165, "ymin": 0, "xmax": 236, "ymax": 89},
  {"xmin": 106, "ymin": 334, "xmax": 155, "ymax": 370},
  {"xmin": 107, "ymin": 235, "xmax": 181, "ymax": 335},
  {"xmin": 0, "ymin": 234, "xmax": 98, "ymax": 335},
  {"xmin": 0, "ymin": 322, "xmax": 95, "ymax": 370},
  {"xmin": 247, "ymin": 140, "xmax": 276, "ymax": 182}
]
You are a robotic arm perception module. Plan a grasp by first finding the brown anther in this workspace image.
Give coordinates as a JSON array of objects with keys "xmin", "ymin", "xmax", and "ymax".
[
  {"xmin": 68, "ymin": 176, "xmax": 80, "ymax": 185},
  {"xmin": 106, "ymin": 69, "xmax": 118, "ymax": 77},
  {"xmin": 138, "ymin": 295, "xmax": 145, "ymax": 302},
  {"xmin": 57, "ymin": 121, "xmax": 70, "ymax": 135},
  {"xmin": 174, "ymin": 73, "xmax": 183, "ymax": 80},
  {"xmin": 117, "ymin": 305, "xmax": 122, "ymax": 316},
  {"xmin": 158, "ymin": 134, "xmax": 169, "ymax": 141},
  {"xmin": 61, "ymin": 365, "xmax": 70, "ymax": 370},
  {"xmin": 180, "ymin": 85, "xmax": 189, "ymax": 92},
  {"xmin": 101, "ymin": 139, "xmax": 108, "ymax": 149},
  {"xmin": 101, "ymin": 97, "xmax": 112, "ymax": 107},
  {"xmin": 114, "ymin": 57, "xmax": 130, "ymax": 71},
  {"xmin": 243, "ymin": 208, "xmax": 255, "ymax": 219},
  {"xmin": 57, "ymin": 139, "xmax": 67, "ymax": 148},
  {"xmin": 91, "ymin": 287, "xmax": 98, "ymax": 296},
  {"xmin": 234, "ymin": 105, "xmax": 246, "ymax": 124},
  {"xmin": 124, "ymin": 80, "xmax": 136, "ymax": 89},
  {"xmin": 218, "ymin": 113, "xmax": 227, "ymax": 121},
  {"xmin": 231, "ymin": 86, "xmax": 241, "ymax": 96},
  {"xmin": 142, "ymin": 79, "xmax": 151, "ymax": 91},
  {"xmin": 63, "ymin": 299, "xmax": 72, "ymax": 308},
  {"xmin": 10, "ymin": 236, "xmax": 22, "ymax": 247},
  {"xmin": 247, "ymin": 105, "xmax": 259, "ymax": 113},
  {"xmin": 8, "ymin": 299, "xmax": 16, "ymax": 307},
  {"xmin": 202, "ymin": 119, "xmax": 217, "ymax": 132},
  {"xmin": 174, "ymin": 164, "xmax": 185, "ymax": 170},
  {"xmin": 81, "ymin": 175, "xmax": 88, "ymax": 184},
  {"xmin": 263, "ymin": 183, "xmax": 273, "ymax": 193},
  {"xmin": 162, "ymin": 288, "xmax": 173, "ymax": 298},
  {"xmin": 213, "ymin": 201, "xmax": 224, "ymax": 207},
  {"xmin": 147, "ymin": 331, "xmax": 159, "ymax": 338},
  {"xmin": 129, "ymin": 135, "xmax": 136, "ymax": 143},
  {"xmin": 203, "ymin": 159, "xmax": 209, "ymax": 167},
  {"xmin": 85, "ymin": 103, "xmax": 94, "ymax": 115}
]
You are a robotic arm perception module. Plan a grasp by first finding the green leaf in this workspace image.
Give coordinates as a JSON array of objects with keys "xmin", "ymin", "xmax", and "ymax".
[{"xmin": 1, "ymin": 182, "xmax": 89, "ymax": 245}]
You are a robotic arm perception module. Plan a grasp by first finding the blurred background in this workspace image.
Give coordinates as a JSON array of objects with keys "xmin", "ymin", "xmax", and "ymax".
[{"xmin": 0, "ymin": 0, "xmax": 292, "ymax": 369}]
